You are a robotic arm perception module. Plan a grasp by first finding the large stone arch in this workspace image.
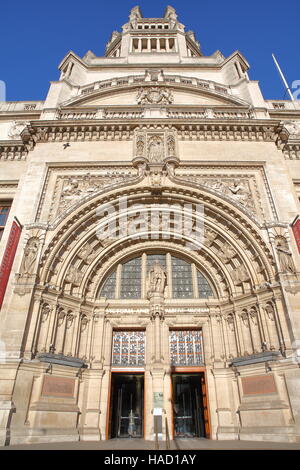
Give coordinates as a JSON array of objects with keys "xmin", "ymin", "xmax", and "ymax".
[{"xmin": 38, "ymin": 170, "xmax": 275, "ymax": 304}]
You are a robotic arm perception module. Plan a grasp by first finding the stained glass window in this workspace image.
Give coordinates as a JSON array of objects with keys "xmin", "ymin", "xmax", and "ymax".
[
  {"xmin": 172, "ymin": 256, "xmax": 193, "ymax": 298},
  {"xmin": 120, "ymin": 257, "xmax": 141, "ymax": 298},
  {"xmin": 97, "ymin": 252, "xmax": 215, "ymax": 299},
  {"xmin": 197, "ymin": 271, "xmax": 214, "ymax": 298},
  {"xmin": 112, "ymin": 331, "xmax": 145, "ymax": 365},
  {"xmin": 147, "ymin": 253, "xmax": 166, "ymax": 269},
  {"xmin": 170, "ymin": 330, "xmax": 203, "ymax": 365},
  {"xmin": 100, "ymin": 270, "xmax": 116, "ymax": 298}
]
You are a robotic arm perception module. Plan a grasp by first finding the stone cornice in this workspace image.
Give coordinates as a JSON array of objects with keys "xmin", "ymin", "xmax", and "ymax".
[
  {"xmin": 27, "ymin": 119, "xmax": 280, "ymax": 143},
  {"xmin": 0, "ymin": 119, "xmax": 283, "ymax": 161}
]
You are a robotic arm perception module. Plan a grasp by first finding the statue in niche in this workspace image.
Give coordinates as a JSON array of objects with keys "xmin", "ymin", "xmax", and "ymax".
[
  {"xmin": 147, "ymin": 260, "xmax": 167, "ymax": 296},
  {"xmin": 136, "ymin": 136, "xmax": 145, "ymax": 157},
  {"xmin": 275, "ymin": 237, "xmax": 296, "ymax": 273},
  {"xmin": 167, "ymin": 135, "xmax": 175, "ymax": 157},
  {"xmin": 41, "ymin": 304, "xmax": 51, "ymax": 322},
  {"xmin": 148, "ymin": 136, "xmax": 164, "ymax": 163},
  {"xmin": 20, "ymin": 238, "xmax": 39, "ymax": 274}
]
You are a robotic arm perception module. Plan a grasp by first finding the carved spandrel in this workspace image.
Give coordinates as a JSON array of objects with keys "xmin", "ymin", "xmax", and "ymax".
[{"xmin": 49, "ymin": 170, "xmax": 136, "ymax": 222}]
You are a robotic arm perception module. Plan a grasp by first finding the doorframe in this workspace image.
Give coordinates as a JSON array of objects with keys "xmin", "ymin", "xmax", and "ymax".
[
  {"xmin": 106, "ymin": 370, "xmax": 146, "ymax": 440},
  {"xmin": 170, "ymin": 367, "xmax": 211, "ymax": 439}
]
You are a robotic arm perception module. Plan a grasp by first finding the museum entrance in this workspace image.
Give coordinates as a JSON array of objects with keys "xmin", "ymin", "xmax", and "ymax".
[
  {"xmin": 172, "ymin": 373, "xmax": 208, "ymax": 438},
  {"xmin": 109, "ymin": 373, "xmax": 144, "ymax": 438}
]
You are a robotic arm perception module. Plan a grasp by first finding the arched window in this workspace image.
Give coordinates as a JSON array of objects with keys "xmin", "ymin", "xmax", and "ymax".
[{"xmin": 97, "ymin": 252, "xmax": 215, "ymax": 300}]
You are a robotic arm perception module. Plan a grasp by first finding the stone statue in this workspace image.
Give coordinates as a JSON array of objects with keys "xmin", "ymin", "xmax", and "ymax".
[
  {"xmin": 275, "ymin": 238, "xmax": 296, "ymax": 273},
  {"xmin": 148, "ymin": 136, "xmax": 164, "ymax": 162},
  {"xmin": 218, "ymin": 243, "xmax": 236, "ymax": 263},
  {"xmin": 136, "ymin": 88, "xmax": 148, "ymax": 105},
  {"xmin": 20, "ymin": 238, "xmax": 39, "ymax": 274},
  {"xmin": 227, "ymin": 180, "xmax": 250, "ymax": 205},
  {"xmin": 167, "ymin": 135, "xmax": 175, "ymax": 156},
  {"xmin": 136, "ymin": 137, "xmax": 145, "ymax": 157},
  {"xmin": 148, "ymin": 260, "xmax": 166, "ymax": 296},
  {"xmin": 65, "ymin": 265, "xmax": 83, "ymax": 286}
]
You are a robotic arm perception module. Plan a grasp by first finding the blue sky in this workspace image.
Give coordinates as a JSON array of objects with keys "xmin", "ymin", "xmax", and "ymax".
[{"xmin": 1, "ymin": 0, "xmax": 299, "ymax": 102}]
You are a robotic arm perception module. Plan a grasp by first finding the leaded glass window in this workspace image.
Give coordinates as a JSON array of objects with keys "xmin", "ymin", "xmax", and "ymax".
[
  {"xmin": 147, "ymin": 253, "xmax": 166, "ymax": 269},
  {"xmin": 100, "ymin": 270, "xmax": 116, "ymax": 298},
  {"xmin": 170, "ymin": 330, "xmax": 203, "ymax": 366},
  {"xmin": 120, "ymin": 257, "xmax": 141, "ymax": 298},
  {"xmin": 112, "ymin": 330, "xmax": 145, "ymax": 365},
  {"xmin": 172, "ymin": 256, "xmax": 193, "ymax": 298},
  {"xmin": 197, "ymin": 271, "xmax": 214, "ymax": 298},
  {"xmin": 97, "ymin": 252, "xmax": 215, "ymax": 299}
]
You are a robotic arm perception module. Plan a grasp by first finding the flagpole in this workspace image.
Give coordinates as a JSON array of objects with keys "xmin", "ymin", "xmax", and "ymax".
[{"xmin": 272, "ymin": 53, "xmax": 295, "ymax": 101}]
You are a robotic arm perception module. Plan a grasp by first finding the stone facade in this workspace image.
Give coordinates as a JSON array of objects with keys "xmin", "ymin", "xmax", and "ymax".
[{"xmin": 0, "ymin": 6, "xmax": 300, "ymax": 445}]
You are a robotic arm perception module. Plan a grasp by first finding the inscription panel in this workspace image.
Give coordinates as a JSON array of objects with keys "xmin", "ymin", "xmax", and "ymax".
[
  {"xmin": 242, "ymin": 374, "xmax": 277, "ymax": 396},
  {"xmin": 41, "ymin": 376, "xmax": 75, "ymax": 398}
]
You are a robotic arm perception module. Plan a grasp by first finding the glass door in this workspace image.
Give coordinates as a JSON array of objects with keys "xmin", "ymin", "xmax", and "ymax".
[
  {"xmin": 110, "ymin": 374, "xmax": 144, "ymax": 438},
  {"xmin": 172, "ymin": 373, "xmax": 206, "ymax": 438}
]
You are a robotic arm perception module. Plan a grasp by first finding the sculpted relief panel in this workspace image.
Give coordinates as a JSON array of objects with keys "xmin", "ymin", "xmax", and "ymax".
[
  {"xmin": 37, "ymin": 167, "xmax": 137, "ymax": 223},
  {"xmin": 176, "ymin": 167, "xmax": 275, "ymax": 221}
]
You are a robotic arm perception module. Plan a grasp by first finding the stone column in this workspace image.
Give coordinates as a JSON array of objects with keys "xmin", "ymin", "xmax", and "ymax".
[
  {"xmin": 64, "ymin": 313, "xmax": 75, "ymax": 356},
  {"xmin": 23, "ymin": 298, "xmax": 43, "ymax": 358}
]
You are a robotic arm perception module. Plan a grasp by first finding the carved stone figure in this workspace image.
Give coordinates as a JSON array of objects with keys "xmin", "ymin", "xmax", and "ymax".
[
  {"xmin": 148, "ymin": 260, "xmax": 167, "ymax": 296},
  {"xmin": 283, "ymin": 120, "xmax": 300, "ymax": 136},
  {"xmin": 61, "ymin": 178, "xmax": 82, "ymax": 206},
  {"xmin": 204, "ymin": 228, "xmax": 218, "ymax": 247},
  {"xmin": 265, "ymin": 303, "xmax": 275, "ymax": 321},
  {"xmin": 167, "ymin": 135, "xmax": 175, "ymax": 156},
  {"xmin": 136, "ymin": 87, "xmax": 173, "ymax": 105},
  {"xmin": 8, "ymin": 121, "xmax": 29, "ymax": 139},
  {"xmin": 20, "ymin": 238, "xmax": 39, "ymax": 274},
  {"xmin": 78, "ymin": 243, "xmax": 95, "ymax": 264},
  {"xmin": 148, "ymin": 136, "xmax": 164, "ymax": 162},
  {"xmin": 136, "ymin": 136, "xmax": 145, "ymax": 157},
  {"xmin": 232, "ymin": 265, "xmax": 250, "ymax": 285},
  {"xmin": 65, "ymin": 265, "xmax": 83, "ymax": 286},
  {"xmin": 275, "ymin": 237, "xmax": 296, "ymax": 273},
  {"xmin": 218, "ymin": 242, "xmax": 236, "ymax": 263},
  {"xmin": 41, "ymin": 304, "xmax": 51, "ymax": 322},
  {"xmin": 227, "ymin": 180, "xmax": 250, "ymax": 205}
]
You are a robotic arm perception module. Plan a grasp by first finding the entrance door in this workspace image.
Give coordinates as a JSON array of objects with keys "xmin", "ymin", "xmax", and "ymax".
[
  {"xmin": 110, "ymin": 374, "xmax": 144, "ymax": 438},
  {"xmin": 172, "ymin": 373, "xmax": 207, "ymax": 438}
]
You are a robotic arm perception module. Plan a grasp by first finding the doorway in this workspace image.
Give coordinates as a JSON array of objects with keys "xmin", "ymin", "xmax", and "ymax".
[
  {"xmin": 172, "ymin": 373, "xmax": 208, "ymax": 438},
  {"xmin": 109, "ymin": 373, "xmax": 144, "ymax": 438}
]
